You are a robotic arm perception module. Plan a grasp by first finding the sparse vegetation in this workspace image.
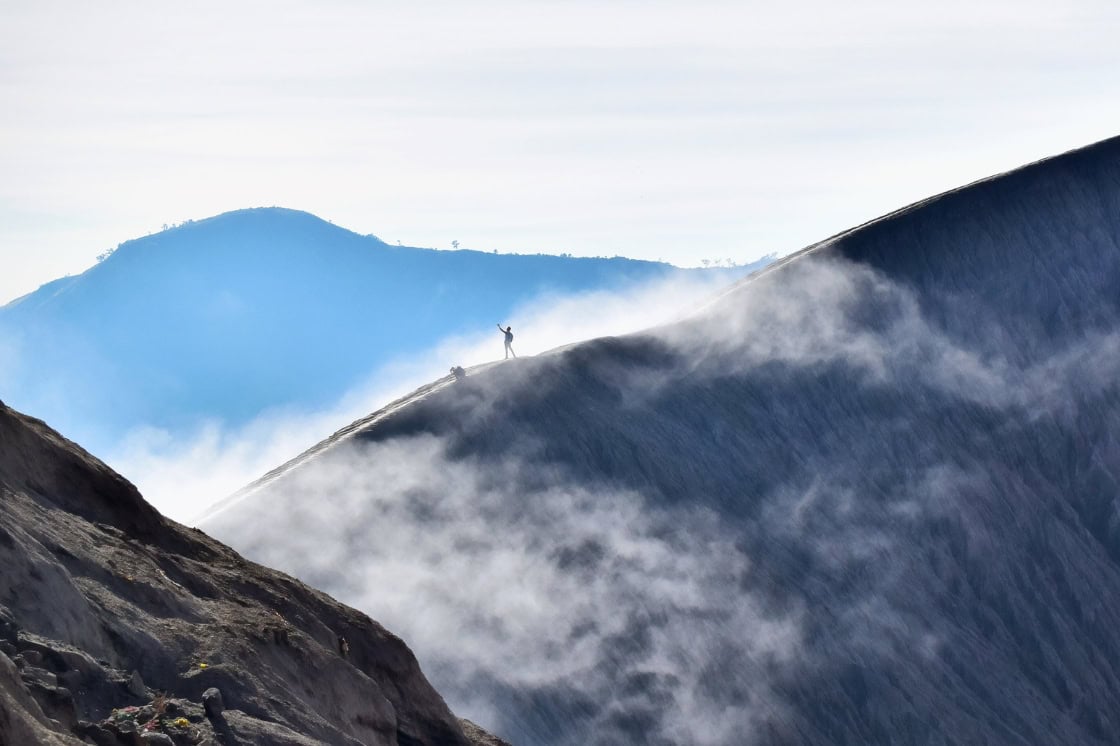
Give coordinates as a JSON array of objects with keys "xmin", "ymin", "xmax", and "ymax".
[{"xmin": 96, "ymin": 244, "xmax": 121, "ymax": 263}]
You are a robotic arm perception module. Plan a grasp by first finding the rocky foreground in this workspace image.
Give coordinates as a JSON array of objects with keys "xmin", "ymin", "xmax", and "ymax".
[{"xmin": 0, "ymin": 400, "xmax": 507, "ymax": 745}]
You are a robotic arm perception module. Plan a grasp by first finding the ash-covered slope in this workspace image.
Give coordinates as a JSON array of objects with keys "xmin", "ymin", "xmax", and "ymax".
[
  {"xmin": 0, "ymin": 207, "xmax": 760, "ymax": 458},
  {"xmin": 207, "ymin": 135, "xmax": 1120, "ymax": 745},
  {"xmin": 0, "ymin": 400, "xmax": 507, "ymax": 746}
]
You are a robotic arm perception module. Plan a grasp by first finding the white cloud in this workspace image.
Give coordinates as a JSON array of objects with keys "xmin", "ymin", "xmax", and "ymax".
[
  {"xmin": 662, "ymin": 253, "xmax": 1120, "ymax": 414},
  {"xmin": 208, "ymin": 432, "xmax": 803, "ymax": 745}
]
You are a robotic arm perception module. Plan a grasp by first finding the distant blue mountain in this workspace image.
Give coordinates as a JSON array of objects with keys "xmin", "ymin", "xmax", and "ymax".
[
  {"xmin": 208, "ymin": 137, "xmax": 1120, "ymax": 745},
  {"xmin": 0, "ymin": 208, "xmax": 764, "ymax": 455}
]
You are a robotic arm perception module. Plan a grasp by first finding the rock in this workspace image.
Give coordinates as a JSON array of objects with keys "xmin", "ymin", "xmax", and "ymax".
[
  {"xmin": 75, "ymin": 720, "xmax": 118, "ymax": 746},
  {"xmin": 19, "ymin": 648, "xmax": 43, "ymax": 666},
  {"xmin": 0, "ymin": 605, "xmax": 19, "ymax": 641},
  {"xmin": 55, "ymin": 647, "xmax": 106, "ymax": 682},
  {"xmin": 202, "ymin": 687, "xmax": 224, "ymax": 719},
  {"xmin": 113, "ymin": 721, "xmax": 145, "ymax": 746},
  {"xmin": 24, "ymin": 681, "xmax": 78, "ymax": 731},
  {"xmin": 127, "ymin": 669, "xmax": 146, "ymax": 698},
  {"xmin": 0, "ymin": 400, "xmax": 478, "ymax": 746},
  {"xmin": 93, "ymin": 728, "xmax": 122, "ymax": 746},
  {"xmin": 57, "ymin": 668, "xmax": 83, "ymax": 691},
  {"xmin": 20, "ymin": 666, "xmax": 58, "ymax": 688},
  {"xmin": 0, "ymin": 641, "xmax": 15, "ymax": 658},
  {"xmin": 140, "ymin": 732, "xmax": 175, "ymax": 745},
  {"xmin": 459, "ymin": 718, "xmax": 513, "ymax": 746}
]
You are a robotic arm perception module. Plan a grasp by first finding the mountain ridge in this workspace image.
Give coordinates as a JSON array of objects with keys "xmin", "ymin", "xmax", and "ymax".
[
  {"xmin": 206, "ymin": 134, "xmax": 1120, "ymax": 744},
  {"xmin": 6, "ymin": 205, "xmax": 706, "ymax": 313},
  {"xmin": 0, "ymin": 206, "xmax": 765, "ymax": 468}
]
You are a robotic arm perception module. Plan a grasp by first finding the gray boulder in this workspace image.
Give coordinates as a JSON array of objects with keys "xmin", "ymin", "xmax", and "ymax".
[{"xmin": 201, "ymin": 686, "xmax": 223, "ymax": 719}]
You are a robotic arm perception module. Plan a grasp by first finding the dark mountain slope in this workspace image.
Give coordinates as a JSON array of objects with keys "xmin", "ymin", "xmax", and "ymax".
[
  {"xmin": 0, "ymin": 208, "xmax": 759, "ymax": 457},
  {"xmin": 0, "ymin": 399, "xmax": 507, "ymax": 746},
  {"xmin": 818, "ymin": 134, "xmax": 1120, "ymax": 356},
  {"xmin": 205, "ymin": 135, "xmax": 1120, "ymax": 744}
]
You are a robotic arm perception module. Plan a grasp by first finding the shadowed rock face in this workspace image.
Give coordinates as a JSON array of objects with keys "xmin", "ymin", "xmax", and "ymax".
[
  {"xmin": 209, "ymin": 136, "xmax": 1120, "ymax": 744},
  {"xmin": 0, "ymin": 402, "xmax": 506, "ymax": 745}
]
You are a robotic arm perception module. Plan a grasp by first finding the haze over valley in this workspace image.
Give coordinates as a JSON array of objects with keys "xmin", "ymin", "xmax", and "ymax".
[{"xmin": 0, "ymin": 210, "xmax": 763, "ymax": 519}]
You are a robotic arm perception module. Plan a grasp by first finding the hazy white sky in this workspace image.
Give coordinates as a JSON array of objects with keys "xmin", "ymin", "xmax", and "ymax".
[{"xmin": 3, "ymin": 0, "xmax": 1119, "ymax": 303}]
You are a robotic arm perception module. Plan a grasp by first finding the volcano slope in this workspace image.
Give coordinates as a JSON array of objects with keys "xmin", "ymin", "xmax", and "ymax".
[
  {"xmin": 0, "ymin": 401, "xmax": 507, "ymax": 745},
  {"xmin": 205, "ymin": 135, "xmax": 1120, "ymax": 745}
]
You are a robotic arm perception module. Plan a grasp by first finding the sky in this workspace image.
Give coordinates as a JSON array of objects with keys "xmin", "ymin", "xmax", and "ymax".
[{"xmin": 3, "ymin": 0, "xmax": 1120, "ymax": 304}]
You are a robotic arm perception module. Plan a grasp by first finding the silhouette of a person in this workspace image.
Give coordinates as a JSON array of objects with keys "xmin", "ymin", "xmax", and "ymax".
[{"xmin": 497, "ymin": 324, "xmax": 516, "ymax": 359}]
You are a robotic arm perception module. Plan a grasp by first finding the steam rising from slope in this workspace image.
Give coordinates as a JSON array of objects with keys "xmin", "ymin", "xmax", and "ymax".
[
  {"xmin": 232, "ymin": 435, "xmax": 801, "ymax": 744},
  {"xmin": 666, "ymin": 256, "xmax": 1120, "ymax": 410},
  {"xmin": 200, "ymin": 250, "xmax": 1120, "ymax": 744}
]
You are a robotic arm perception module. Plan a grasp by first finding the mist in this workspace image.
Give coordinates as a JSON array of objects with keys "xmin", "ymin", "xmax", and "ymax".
[
  {"xmin": 195, "ymin": 247, "xmax": 1120, "ymax": 744},
  {"xmin": 111, "ymin": 269, "xmax": 740, "ymax": 522}
]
